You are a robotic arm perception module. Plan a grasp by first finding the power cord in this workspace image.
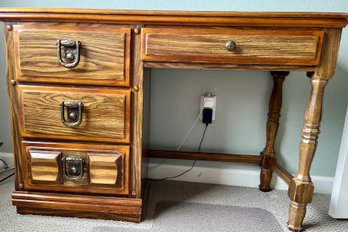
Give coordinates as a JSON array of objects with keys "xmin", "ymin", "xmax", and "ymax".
[
  {"xmin": 0, "ymin": 141, "xmax": 15, "ymax": 184},
  {"xmin": 150, "ymin": 123, "xmax": 209, "ymax": 182},
  {"xmin": 0, "ymin": 171, "xmax": 14, "ymax": 183},
  {"xmin": 0, "ymin": 158, "xmax": 15, "ymax": 184}
]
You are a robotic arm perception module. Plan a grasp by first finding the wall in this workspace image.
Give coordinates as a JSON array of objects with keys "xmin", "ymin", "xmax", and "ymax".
[{"xmin": 0, "ymin": 1, "xmax": 348, "ymax": 181}]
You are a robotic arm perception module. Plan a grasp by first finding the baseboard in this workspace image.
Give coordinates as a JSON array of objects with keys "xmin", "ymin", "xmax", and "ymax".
[
  {"xmin": 148, "ymin": 161, "xmax": 334, "ymax": 194},
  {"xmin": 0, "ymin": 153, "xmax": 333, "ymax": 194}
]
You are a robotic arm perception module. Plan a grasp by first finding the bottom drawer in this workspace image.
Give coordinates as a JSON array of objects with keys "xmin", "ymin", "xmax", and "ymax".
[{"xmin": 21, "ymin": 141, "xmax": 129, "ymax": 195}]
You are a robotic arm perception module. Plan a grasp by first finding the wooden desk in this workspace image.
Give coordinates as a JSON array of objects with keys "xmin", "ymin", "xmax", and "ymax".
[{"xmin": 1, "ymin": 9, "xmax": 347, "ymax": 231}]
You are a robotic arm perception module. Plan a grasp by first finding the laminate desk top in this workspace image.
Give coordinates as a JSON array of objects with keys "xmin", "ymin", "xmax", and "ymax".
[{"xmin": 0, "ymin": 8, "xmax": 347, "ymax": 27}]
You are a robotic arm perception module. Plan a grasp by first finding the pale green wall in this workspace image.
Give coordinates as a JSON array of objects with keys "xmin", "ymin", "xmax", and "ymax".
[{"xmin": 0, "ymin": 0, "xmax": 348, "ymax": 177}]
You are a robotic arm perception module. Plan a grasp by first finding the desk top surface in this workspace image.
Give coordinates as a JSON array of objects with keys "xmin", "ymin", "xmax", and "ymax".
[{"xmin": 0, "ymin": 8, "xmax": 347, "ymax": 28}]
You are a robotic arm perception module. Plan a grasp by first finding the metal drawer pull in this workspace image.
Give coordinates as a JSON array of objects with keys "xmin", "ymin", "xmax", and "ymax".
[
  {"xmin": 225, "ymin": 40, "xmax": 237, "ymax": 51},
  {"xmin": 56, "ymin": 39, "xmax": 81, "ymax": 68},
  {"xmin": 62, "ymin": 156, "xmax": 84, "ymax": 181},
  {"xmin": 60, "ymin": 101, "xmax": 84, "ymax": 128}
]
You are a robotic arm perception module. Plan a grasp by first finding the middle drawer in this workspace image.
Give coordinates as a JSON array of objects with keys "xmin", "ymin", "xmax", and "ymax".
[{"xmin": 17, "ymin": 85, "xmax": 131, "ymax": 143}]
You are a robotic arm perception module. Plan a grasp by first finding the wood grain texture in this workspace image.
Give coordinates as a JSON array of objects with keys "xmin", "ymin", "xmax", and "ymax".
[
  {"xmin": 17, "ymin": 85, "xmax": 131, "ymax": 143},
  {"xmin": 29, "ymin": 150, "xmax": 61, "ymax": 183},
  {"xmin": 142, "ymin": 68, "xmax": 151, "ymax": 193},
  {"xmin": 13, "ymin": 24, "xmax": 130, "ymax": 86},
  {"xmin": 142, "ymin": 28, "xmax": 324, "ymax": 65},
  {"xmin": 13, "ymin": 191, "xmax": 141, "ymax": 222},
  {"xmin": 149, "ymin": 150, "xmax": 261, "ymax": 164},
  {"xmin": 1, "ymin": 8, "xmax": 347, "ymax": 227},
  {"xmin": 130, "ymin": 27, "xmax": 144, "ymax": 198},
  {"xmin": 21, "ymin": 141, "xmax": 130, "ymax": 195},
  {"xmin": 0, "ymin": 9, "xmax": 347, "ymax": 28},
  {"xmin": 3, "ymin": 22, "xmax": 26, "ymax": 191},
  {"xmin": 315, "ymin": 28, "xmax": 342, "ymax": 79},
  {"xmin": 17, "ymin": 207, "xmax": 141, "ymax": 222},
  {"xmin": 144, "ymin": 62, "xmax": 317, "ymax": 72},
  {"xmin": 287, "ymin": 77, "xmax": 328, "ymax": 231},
  {"xmin": 259, "ymin": 71, "xmax": 288, "ymax": 192},
  {"xmin": 270, "ymin": 159, "xmax": 293, "ymax": 186},
  {"xmin": 88, "ymin": 153, "xmax": 123, "ymax": 185}
]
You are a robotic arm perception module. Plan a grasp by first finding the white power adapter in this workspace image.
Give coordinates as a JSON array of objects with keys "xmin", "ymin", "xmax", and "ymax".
[{"xmin": 200, "ymin": 94, "xmax": 216, "ymax": 121}]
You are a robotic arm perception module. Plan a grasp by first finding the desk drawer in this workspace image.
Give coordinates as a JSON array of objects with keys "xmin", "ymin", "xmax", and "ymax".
[
  {"xmin": 142, "ymin": 28, "xmax": 324, "ymax": 66},
  {"xmin": 17, "ymin": 85, "xmax": 131, "ymax": 143},
  {"xmin": 22, "ymin": 141, "xmax": 129, "ymax": 195},
  {"xmin": 13, "ymin": 24, "xmax": 130, "ymax": 86}
]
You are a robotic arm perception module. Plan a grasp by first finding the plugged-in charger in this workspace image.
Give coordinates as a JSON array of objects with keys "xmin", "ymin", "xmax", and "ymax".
[
  {"xmin": 200, "ymin": 94, "xmax": 216, "ymax": 124},
  {"xmin": 202, "ymin": 108, "xmax": 213, "ymax": 124}
]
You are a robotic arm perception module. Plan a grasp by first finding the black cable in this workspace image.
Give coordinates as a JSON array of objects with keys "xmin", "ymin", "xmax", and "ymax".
[
  {"xmin": 0, "ymin": 171, "xmax": 14, "ymax": 183},
  {"xmin": 0, "ymin": 158, "xmax": 15, "ymax": 183},
  {"xmin": 0, "ymin": 158, "xmax": 9, "ymax": 169},
  {"xmin": 198, "ymin": 123, "xmax": 208, "ymax": 153},
  {"xmin": 150, "ymin": 123, "xmax": 209, "ymax": 182}
]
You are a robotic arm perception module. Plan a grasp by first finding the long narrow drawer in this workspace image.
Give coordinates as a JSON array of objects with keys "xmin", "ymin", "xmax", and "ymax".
[
  {"xmin": 13, "ymin": 24, "xmax": 130, "ymax": 86},
  {"xmin": 142, "ymin": 28, "xmax": 324, "ymax": 65},
  {"xmin": 17, "ymin": 85, "xmax": 131, "ymax": 143},
  {"xmin": 22, "ymin": 141, "xmax": 129, "ymax": 195}
]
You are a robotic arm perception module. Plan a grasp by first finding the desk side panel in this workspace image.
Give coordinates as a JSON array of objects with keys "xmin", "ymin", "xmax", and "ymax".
[{"xmin": 3, "ymin": 22, "xmax": 24, "ymax": 191}]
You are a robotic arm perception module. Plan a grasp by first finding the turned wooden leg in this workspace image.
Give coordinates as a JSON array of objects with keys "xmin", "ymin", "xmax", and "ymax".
[
  {"xmin": 287, "ymin": 77, "xmax": 328, "ymax": 231},
  {"xmin": 259, "ymin": 71, "xmax": 289, "ymax": 192}
]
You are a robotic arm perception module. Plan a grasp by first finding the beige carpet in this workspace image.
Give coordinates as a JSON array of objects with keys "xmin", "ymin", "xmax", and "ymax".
[
  {"xmin": 95, "ymin": 201, "xmax": 282, "ymax": 232},
  {"xmin": 1, "ymin": 177, "xmax": 348, "ymax": 232}
]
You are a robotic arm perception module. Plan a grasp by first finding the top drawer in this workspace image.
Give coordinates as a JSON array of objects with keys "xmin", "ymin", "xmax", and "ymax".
[
  {"xmin": 142, "ymin": 28, "xmax": 324, "ymax": 66},
  {"xmin": 13, "ymin": 24, "xmax": 131, "ymax": 86}
]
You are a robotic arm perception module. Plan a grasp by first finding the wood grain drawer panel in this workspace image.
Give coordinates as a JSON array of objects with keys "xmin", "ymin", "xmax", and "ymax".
[
  {"xmin": 13, "ymin": 24, "xmax": 130, "ymax": 86},
  {"xmin": 29, "ymin": 150, "xmax": 62, "ymax": 184},
  {"xmin": 88, "ymin": 153, "xmax": 123, "ymax": 185},
  {"xmin": 22, "ymin": 141, "xmax": 129, "ymax": 195},
  {"xmin": 142, "ymin": 28, "xmax": 324, "ymax": 65},
  {"xmin": 17, "ymin": 85, "xmax": 131, "ymax": 143}
]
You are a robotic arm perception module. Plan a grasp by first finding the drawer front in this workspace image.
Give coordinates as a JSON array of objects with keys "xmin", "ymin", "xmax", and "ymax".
[
  {"xmin": 13, "ymin": 24, "xmax": 130, "ymax": 86},
  {"xmin": 22, "ymin": 141, "xmax": 129, "ymax": 195},
  {"xmin": 17, "ymin": 85, "xmax": 131, "ymax": 143},
  {"xmin": 142, "ymin": 28, "xmax": 324, "ymax": 66}
]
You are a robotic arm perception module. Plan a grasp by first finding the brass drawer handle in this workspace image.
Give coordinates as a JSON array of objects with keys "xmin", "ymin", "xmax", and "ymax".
[
  {"xmin": 225, "ymin": 40, "xmax": 237, "ymax": 51},
  {"xmin": 56, "ymin": 39, "xmax": 81, "ymax": 68},
  {"xmin": 62, "ymin": 156, "xmax": 84, "ymax": 181},
  {"xmin": 60, "ymin": 101, "xmax": 84, "ymax": 128}
]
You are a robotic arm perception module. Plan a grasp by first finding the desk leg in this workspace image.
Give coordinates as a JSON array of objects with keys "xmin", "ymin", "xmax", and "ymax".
[
  {"xmin": 259, "ymin": 71, "xmax": 289, "ymax": 192},
  {"xmin": 287, "ymin": 77, "xmax": 327, "ymax": 231}
]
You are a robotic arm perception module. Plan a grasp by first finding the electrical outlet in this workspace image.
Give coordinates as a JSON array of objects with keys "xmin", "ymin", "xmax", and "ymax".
[{"xmin": 200, "ymin": 94, "xmax": 216, "ymax": 121}]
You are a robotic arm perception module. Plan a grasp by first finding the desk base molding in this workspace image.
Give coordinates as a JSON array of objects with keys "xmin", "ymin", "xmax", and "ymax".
[{"xmin": 12, "ymin": 191, "xmax": 142, "ymax": 222}]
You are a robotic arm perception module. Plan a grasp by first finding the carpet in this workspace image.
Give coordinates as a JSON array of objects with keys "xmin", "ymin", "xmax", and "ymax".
[
  {"xmin": 94, "ymin": 201, "xmax": 282, "ymax": 232},
  {"xmin": 1, "ymin": 177, "xmax": 348, "ymax": 232}
]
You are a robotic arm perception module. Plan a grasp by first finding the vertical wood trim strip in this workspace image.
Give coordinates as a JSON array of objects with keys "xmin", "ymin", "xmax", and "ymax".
[
  {"xmin": 3, "ymin": 22, "xmax": 23, "ymax": 190},
  {"xmin": 131, "ymin": 27, "xmax": 144, "ymax": 198}
]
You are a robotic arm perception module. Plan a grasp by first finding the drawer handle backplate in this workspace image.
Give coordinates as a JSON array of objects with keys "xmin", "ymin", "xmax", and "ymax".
[
  {"xmin": 60, "ymin": 101, "xmax": 84, "ymax": 128},
  {"xmin": 62, "ymin": 156, "xmax": 84, "ymax": 181},
  {"xmin": 56, "ymin": 39, "xmax": 81, "ymax": 68}
]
